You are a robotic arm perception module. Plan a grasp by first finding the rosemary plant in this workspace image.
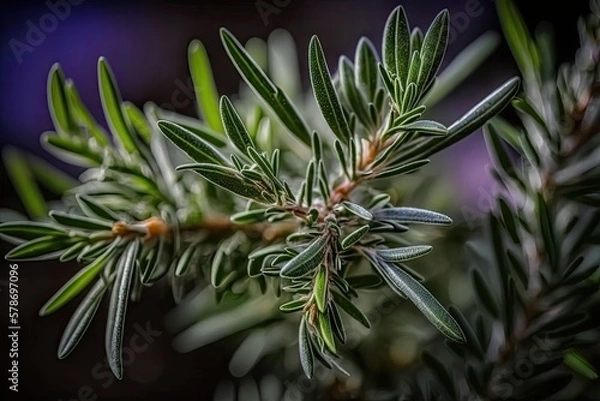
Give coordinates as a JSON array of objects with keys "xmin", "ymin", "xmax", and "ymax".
[
  {"xmin": 406, "ymin": 1, "xmax": 600, "ymax": 400},
  {"xmin": 0, "ymin": 3, "xmax": 522, "ymax": 386}
]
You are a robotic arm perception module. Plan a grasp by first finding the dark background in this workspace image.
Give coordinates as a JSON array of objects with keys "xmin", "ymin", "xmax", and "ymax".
[{"xmin": 0, "ymin": 0, "xmax": 591, "ymax": 400}]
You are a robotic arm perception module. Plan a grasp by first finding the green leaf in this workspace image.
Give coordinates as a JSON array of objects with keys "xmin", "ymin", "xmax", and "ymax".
[
  {"xmin": 76, "ymin": 195, "xmax": 120, "ymax": 222},
  {"xmin": 140, "ymin": 238, "xmax": 167, "ymax": 285},
  {"xmin": 48, "ymin": 63, "xmax": 76, "ymax": 135},
  {"xmin": 64, "ymin": 79, "xmax": 109, "ymax": 146},
  {"xmin": 279, "ymin": 299, "xmax": 306, "ymax": 313},
  {"xmin": 40, "ymin": 241, "xmax": 117, "ymax": 316},
  {"xmin": 2, "ymin": 147, "xmax": 48, "ymax": 220},
  {"xmin": 123, "ymin": 102, "xmax": 151, "ymax": 144},
  {"xmin": 27, "ymin": 153, "xmax": 78, "ymax": 194},
  {"xmin": 49, "ymin": 211, "xmax": 113, "ymax": 231},
  {"xmin": 298, "ymin": 317, "xmax": 314, "ymax": 379},
  {"xmin": 304, "ymin": 160, "xmax": 316, "ymax": 206},
  {"xmin": 220, "ymin": 96, "xmax": 255, "ymax": 156},
  {"xmin": 158, "ymin": 120, "xmax": 227, "ymax": 165},
  {"xmin": 318, "ymin": 311, "xmax": 337, "ymax": 354},
  {"xmin": 496, "ymin": 0, "xmax": 540, "ymax": 77},
  {"xmin": 369, "ymin": 256, "xmax": 465, "ymax": 342},
  {"xmin": 231, "ymin": 209, "xmax": 267, "ymax": 225},
  {"xmin": 314, "ymin": 264, "xmax": 328, "ymax": 313},
  {"xmin": 333, "ymin": 139, "xmax": 352, "ymax": 179},
  {"xmin": 564, "ymin": 349, "xmax": 598, "ymax": 380},
  {"xmin": 178, "ymin": 163, "xmax": 268, "ymax": 201},
  {"xmin": 98, "ymin": 57, "xmax": 136, "ymax": 153},
  {"xmin": 398, "ymin": 120, "xmax": 448, "ymax": 136},
  {"xmin": 373, "ymin": 207, "xmax": 452, "ymax": 225},
  {"xmin": 175, "ymin": 245, "xmax": 197, "ymax": 277},
  {"xmin": 333, "ymin": 291, "xmax": 371, "ymax": 328},
  {"xmin": 220, "ymin": 29, "xmax": 311, "ymax": 145},
  {"xmin": 355, "ymin": 37, "xmax": 379, "ymax": 100},
  {"xmin": 58, "ymin": 276, "xmax": 111, "ymax": 359},
  {"xmin": 512, "ymin": 97, "xmax": 547, "ymax": 131},
  {"xmin": 470, "ymin": 269, "xmax": 500, "ymax": 318},
  {"xmin": 498, "ymin": 198, "xmax": 519, "ymax": 243},
  {"xmin": 247, "ymin": 147, "xmax": 284, "ymax": 192},
  {"xmin": 341, "ymin": 225, "xmax": 370, "ymax": 250},
  {"xmin": 373, "ymin": 159, "xmax": 430, "ymax": 179},
  {"xmin": 280, "ymin": 235, "xmax": 329, "ymax": 278},
  {"xmin": 536, "ymin": 192, "xmax": 558, "ymax": 270},
  {"xmin": 5, "ymin": 235, "xmax": 75, "ymax": 261},
  {"xmin": 106, "ymin": 240, "xmax": 139, "ymax": 379},
  {"xmin": 59, "ymin": 242, "xmax": 87, "ymax": 262},
  {"xmin": 0, "ymin": 221, "xmax": 66, "ymax": 241},
  {"xmin": 339, "ymin": 57, "xmax": 371, "ymax": 128},
  {"xmin": 309, "ymin": 36, "xmax": 352, "ymax": 144},
  {"xmin": 402, "ymin": 77, "xmax": 520, "ymax": 161},
  {"xmin": 341, "ymin": 201, "xmax": 373, "ymax": 221},
  {"xmin": 42, "ymin": 132, "xmax": 103, "ymax": 166},
  {"xmin": 188, "ymin": 40, "xmax": 224, "ymax": 133},
  {"xmin": 383, "ymin": 6, "xmax": 411, "ymax": 83},
  {"xmin": 376, "ymin": 245, "xmax": 432, "ymax": 262},
  {"xmin": 417, "ymin": 10, "xmax": 449, "ymax": 92}
]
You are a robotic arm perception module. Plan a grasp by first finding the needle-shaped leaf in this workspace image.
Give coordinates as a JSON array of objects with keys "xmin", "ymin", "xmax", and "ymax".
[
  {"xmin": 76, "ymin": 195, "xmax": 120, "ymax": 222},
  {"xmin": 178, "ymin": 163, "xmax": 267, "ymax": 201},
  {"xmin": 106, "ymin": 240, "xmax": 139, "ymax": 379},
  {"xmin": 49, "ymin": 211, "xmax": 113, "ymax": 231},
  {"xmin": 314, "ymin": 264, "xmax": 328, "ymax": 313},
  {"xmin": 398, "ymin": 120, "xmax": 448, "ymax": 136},
  {"xmin": 536, "ymin": 192, "xmax": 558, "ymax": 270},
  {"xmin": 383, "ymin": 6, "xmax": 411, "ymax": 83},
  {"xmin": 188, "ymin": 40, "xmax": 224, "ymax": 133},
  {"xmin": 369, "ymin": 256, "xmax": 465, "ymax": 342},
  {"xmin": 64, "ymin": 79, "xmax": 109, "ymax": 146},
  {"xmin": 418, "ymin": 10, "xmax": 449, "ymax": 92},
  {"xmin": 341, "ymin": 201, "xmax": 373, "ymax": 221},
  {"xmin": 400, "ymin": 77, "xmax": 520, "ymax": 161},
  {"xmin": 0, "ymin": 221, "xmax": 66, "ymax": 241},
  {"xmin": 98, "ymin": 58, "xmax": 136, "ymax": 153},
  {"xmin": 443, "ymin": 77, "xmax": 520, "ymax": 150},
  {"xmin": 309, "ymin": 36, "xmax": 352, "ymax": 144},
  {"xmin": 48, "ymin": 63, "xmax": 76, "ymax": 135},
  {"xmin": 58, "ymin": 276, "xmax": 112, "ymax": 359},
  {"xmin": 220, "ymin": 96, "xmax": 255, "ymax": 156},
  {"xmin": 332, "ymin": 291, "xmax": 371, "ymax": 328},
  {"xmin": 355, "ymin": 37, "xmax": 379, "ymax": 100},
  {"xmin": 373, "ymin": 207, "xmax": 452, "ymax": 225},
  {"xmin": 230, "ymin": 209, "xmax": 267, "ymax": 225},
  {"xmin": 280, "ymin": 234, "xmax": 329, "ymax": 278},
  {"xmin": 220, "ymin": 28, "xmax": 311, "ymax": 145},
  {"xmin": 470, "ymin": 269, "xmax": 500, "ymax": 318},
  {"xmin": 341, "ymin": 224, "xmax": 370, "ymax": 250},
  {"xmin": 42, "ymin": 132, "xmax": 103, "ymax": 166},
  {"xmin": 40, "ymin": 241, "xmax": 117, "ymax": 316},
  {"xmin": 318, "ymin": 311, "xmax": 337, "ymax": 354},
  {"xmin": 3, "ymin": 147, "xmax": 48, "ymax": 220},
  {"xmin": 298, "ymin": 317, "xmax": 314, "ymax": 379},
  {"xmin": 279, "ymin": 299, "xmax": 306, "ymax": 313},
  {"xmin": 158, "ymin": 120, "xmax": 227, "ymax": 165},
  {"xmin": 5, "ymin": 235, "xmax": 75, "ymax": 261},
  {"xmin": 339, "ymin": 57, "xmax": 371, "ymax": 128},
  {"xmin": 373, "ymin": 159, "xmax": 430, "ymax": 179},
  {"xmin": 376, "ymin": 245, "xmax": 432, "ymax": 262},
  {"xmin": 247, "ymin": 147, "xmax": 283, "ymax": 192},
  {"xmin": 175, "ymin": 245, "xmax": 197, "ymax": 277}
]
